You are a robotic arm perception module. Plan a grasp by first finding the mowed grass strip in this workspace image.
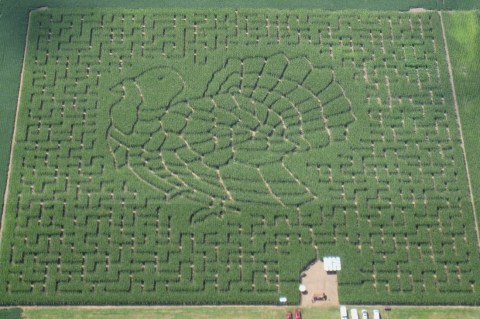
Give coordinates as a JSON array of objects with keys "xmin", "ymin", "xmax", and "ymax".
[
  {"xmin": 443, "ymin": 11, "xmax": 480, "ymax": 243},
  {"xmin": 21, "ymin": 306, "xmax": 480, "ymax": 319}
]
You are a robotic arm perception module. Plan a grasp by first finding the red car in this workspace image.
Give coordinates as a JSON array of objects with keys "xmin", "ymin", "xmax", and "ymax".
[
  {"xmin": 295, "ymin": 309, "xmax": 301, "ymax": 319},
  {"xmin": 286, "ymin": 311, "xmax": 293, "ymax": 319}
]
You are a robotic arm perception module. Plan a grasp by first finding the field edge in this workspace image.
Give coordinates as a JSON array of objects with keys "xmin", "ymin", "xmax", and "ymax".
[
  {"xmin": 443, "ymin": 11, "xmax": 480, "ymax": 253},
  {"xmin": 17, "ymin": 305, "xmax": 480, "ymax": 319}
]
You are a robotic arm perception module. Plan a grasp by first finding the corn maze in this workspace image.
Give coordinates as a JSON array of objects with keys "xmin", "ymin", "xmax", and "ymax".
[{"xmin": 0, "ymin": 8, "xmax": 479, "ymax": 305}]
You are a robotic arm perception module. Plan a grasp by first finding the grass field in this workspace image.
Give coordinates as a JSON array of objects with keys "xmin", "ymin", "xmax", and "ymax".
[
  {"xmin": 443, "ymin": 11, "xmax": 480, "ymax": 246},
  {"xmin": 1, "ymin": 7, "xmax": 480, "ymax": 306},
  {"xmin": 0, "ymin": 308, "xmax": 22, "ymax": 319},
  {"xmin": 17, "ymin": 306, "xmax": 480, "ymax": 319}
]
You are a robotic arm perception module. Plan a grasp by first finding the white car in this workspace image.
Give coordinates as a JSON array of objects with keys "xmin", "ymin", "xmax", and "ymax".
[
  {"xmin": 373, "ymin": 309, "xmax": 381, "ymax": 319},
  {"xmin": 350, "ymin": 308, "xmax": 359, "ymax": 319},
  {"xmin": 340, "ymin": 305, "xmax": 348, "ymax": 319},
  {"xmin": 361, "ymin": 309, "xmax": 369, "ymax": 319}
]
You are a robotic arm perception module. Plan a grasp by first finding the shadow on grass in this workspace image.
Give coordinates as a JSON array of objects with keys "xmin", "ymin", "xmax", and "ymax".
[{"xmin": 0, "ymin": 308, "xmax": 22, "ymax": 319}]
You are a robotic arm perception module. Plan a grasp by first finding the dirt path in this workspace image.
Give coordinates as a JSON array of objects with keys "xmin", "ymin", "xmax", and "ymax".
[
  {"xmin": 0, "ymin": 10, "xmax": 32, "ymax": 246},
  {"xmin": 300, "ymin": 260, "xmax": 339, "ymax": 307},
  {"xmin": 438, "ymin": 11, "xmax": 480, "ymax": 251},
  {"xmin": 409, "ymin": 8, "xmax": 429, "ymax": 13}
]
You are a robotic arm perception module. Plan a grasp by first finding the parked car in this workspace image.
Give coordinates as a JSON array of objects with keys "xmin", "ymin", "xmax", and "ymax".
[
  {"xmin": 351, "ymin": 308, "xmax": 359, "ymax": 319},
  {"xmin": 373, "ymin": 309, "xmax": 381, "ymax": 319},
  {"xmin": 340, "ymin": 305, "xmax": 348, "ymax": 319},
  {"xmin": 295, "ymin": 309, "xmax": 302, "ymax": 319},
  {"xmin": 361, "ymin": 309, "xmax": 369, "ymax": 319},
  {"xmin": 286, "ymin": 311, "xmax": 293, "ymax": 319}
]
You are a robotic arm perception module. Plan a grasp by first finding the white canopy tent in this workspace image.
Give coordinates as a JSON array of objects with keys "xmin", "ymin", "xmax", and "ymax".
[{"xmin": 323, "ymin": 256, "xmax": 341, "ymax": 272}]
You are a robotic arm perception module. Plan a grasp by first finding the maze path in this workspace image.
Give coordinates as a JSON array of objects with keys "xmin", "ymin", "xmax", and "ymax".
[{"xmin": 0, "ymin": 9, "xmax": 479, "ymax": 305}]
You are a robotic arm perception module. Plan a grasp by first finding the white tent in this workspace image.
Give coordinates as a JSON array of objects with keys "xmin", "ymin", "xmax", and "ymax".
[{"xmin": 323, "ymin": 256, "xmax": 341, "ymax": 272}]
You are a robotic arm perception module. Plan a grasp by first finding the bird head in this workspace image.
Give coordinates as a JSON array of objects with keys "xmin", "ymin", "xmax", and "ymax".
[
  {"xmin": 135, "ymin": 67, "xmax": 184, "ymax": 109},
  {"xmin": 110, "ymin": 66, "xmax": 184, "ymax": 107},
  {"xmin": 108, "ymin": 67, "xmax": 184, "ymax": 136}
]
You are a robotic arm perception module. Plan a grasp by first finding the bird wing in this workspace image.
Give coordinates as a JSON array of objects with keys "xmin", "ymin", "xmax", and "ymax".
[{"xmin": 204, "ymin": 53, "xmax": 355, "ymax": 148}]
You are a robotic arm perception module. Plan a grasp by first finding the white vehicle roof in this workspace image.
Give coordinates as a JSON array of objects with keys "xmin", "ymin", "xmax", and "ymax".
[{"xmin": 351, "ymin": 308, "xmax": 359, "ymax": 319}]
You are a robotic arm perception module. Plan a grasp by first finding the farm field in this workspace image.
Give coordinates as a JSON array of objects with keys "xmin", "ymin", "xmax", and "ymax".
[
  {"xmin": 443, "ymin": 11, "xmax": 480, "ymax": 226},
  {"xmin": 0, "ymin": 6, "xmax": 480, "ymax": 307},
  {"xmin": 17, "ymin": 306, "xmax": 480, "ymax": 319},
  {"xmin": 1, "ymin": 0, "xmax": 480, "ymax": 211}
]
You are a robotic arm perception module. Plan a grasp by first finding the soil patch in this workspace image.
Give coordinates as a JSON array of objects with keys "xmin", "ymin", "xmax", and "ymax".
[
  {"xmin": 300, "ymin": 260, "xmax": 339, "ymax": 307},
  {"xmin": 409, "ymin": 8, "xmax": 429, "ymax": 13}
]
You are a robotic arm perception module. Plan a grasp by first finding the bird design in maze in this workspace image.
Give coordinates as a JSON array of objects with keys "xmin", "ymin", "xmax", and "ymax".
[{"xmin": 107, "ymin": 53, "xmax": 355, "ymax": 219}]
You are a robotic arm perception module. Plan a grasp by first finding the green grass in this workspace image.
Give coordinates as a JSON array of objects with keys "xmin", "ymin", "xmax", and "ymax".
[
  {"xmin": 23, "ymin": 307, "xmax": 312, "ymax": 319},
  {"xmin": 443, "ymin": 11, "xmax": 480, "ymax": 246},
  {"xmin": 0, "ymin": 308, "xmax": 22, "ymax": 319},
  {"xmin": 20, "ymin": 306, "xmax": 480, "ymax": 319},
  {"xmin": 1, "ymin": 7, "xmax": 480, "ymax": 306}
]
